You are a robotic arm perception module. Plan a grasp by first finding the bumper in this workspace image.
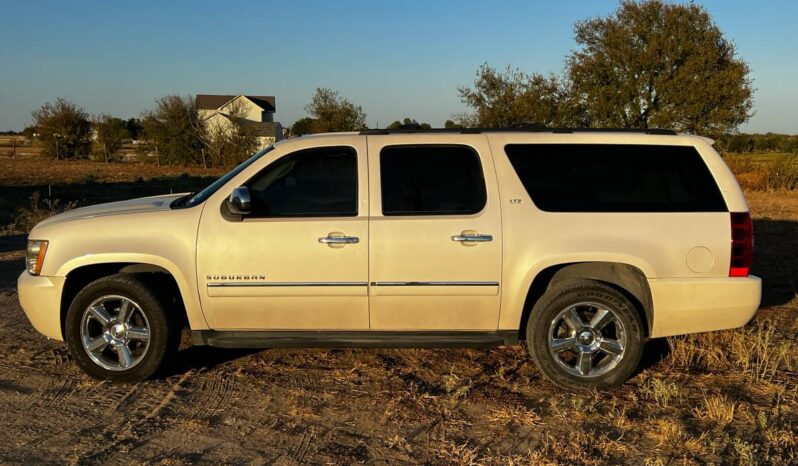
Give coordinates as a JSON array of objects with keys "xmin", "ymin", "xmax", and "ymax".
[
  {"xmin": 17, "ymin": 272, "xmax": 66, "ymax": 341},
  {"xmin": 649, "ymin": 275, "xmax": 762, "ymax": 338}
]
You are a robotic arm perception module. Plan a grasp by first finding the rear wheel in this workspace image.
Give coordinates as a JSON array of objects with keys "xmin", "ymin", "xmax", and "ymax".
[
  {"xmin": 526, "ymin": 280, "xmax": 644, "ymax": 390},
  {"xmin": 65, "ymin": 274, "xmax": 179, "ymax": 383}
]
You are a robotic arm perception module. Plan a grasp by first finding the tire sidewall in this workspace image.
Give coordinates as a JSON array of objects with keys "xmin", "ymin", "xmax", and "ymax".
[
  {"xmin": 65, "ymin": 274, "xmax": 175, "ymax": 383},
  {"xmin": 527, "ymin": 280, "xmax": 645, "ymax": 390}
]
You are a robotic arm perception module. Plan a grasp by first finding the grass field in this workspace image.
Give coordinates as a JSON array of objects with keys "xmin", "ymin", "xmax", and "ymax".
[{"xmin": 0, "ymin": 154, "xmax": 795, "ymax": 464}]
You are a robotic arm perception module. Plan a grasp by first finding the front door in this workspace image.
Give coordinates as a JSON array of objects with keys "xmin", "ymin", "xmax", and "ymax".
[
  {"xmin": 196, "ymin": 142, "xmax": 369, "ymax": 330},
  {"xmin": 366, "ymin": 136, "xmax": 503, "ymax": 330}
]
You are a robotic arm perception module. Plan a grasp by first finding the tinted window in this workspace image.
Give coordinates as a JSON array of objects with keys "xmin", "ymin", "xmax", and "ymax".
[
  {"xmin": 504, "ymin": 144, "xmax": 727, "ymax": 212},
  {"xmin": 246, "ymin": 146, "xmax": 357, "ymax": 217},
  {"xmin": 380, "ymin": 145, "xmax": 487, "ymax": 215}
]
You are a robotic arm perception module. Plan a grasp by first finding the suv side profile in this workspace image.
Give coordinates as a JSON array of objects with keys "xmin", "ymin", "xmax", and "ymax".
[{"xmin": 18, "ymin": 128, "xmax": 761, "ymax": 390}]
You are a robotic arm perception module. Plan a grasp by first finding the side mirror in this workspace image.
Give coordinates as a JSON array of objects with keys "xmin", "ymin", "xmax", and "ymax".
[{"xmin": 226, "ymin": 186, "xmax": 252, "ymax": 216}]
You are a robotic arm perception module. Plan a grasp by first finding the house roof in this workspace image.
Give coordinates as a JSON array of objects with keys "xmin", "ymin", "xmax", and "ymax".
[
  {"xmin": 220, "ymin": 114, "xmax": 282, "ymax": 138},
  {"xmin": 196, "ymin": 94, "xmax": 276, "ymax": 112}
]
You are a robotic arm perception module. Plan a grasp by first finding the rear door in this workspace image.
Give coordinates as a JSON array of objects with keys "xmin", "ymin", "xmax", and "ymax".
[{"xmin": 366, "ymin": 135, "xmax": 503, "ymax": 330}]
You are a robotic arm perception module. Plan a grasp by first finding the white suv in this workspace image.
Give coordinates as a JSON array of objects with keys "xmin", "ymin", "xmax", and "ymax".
[{"xmin": 18, "ymin": 128, "xmax": 761, "ymax": 390}]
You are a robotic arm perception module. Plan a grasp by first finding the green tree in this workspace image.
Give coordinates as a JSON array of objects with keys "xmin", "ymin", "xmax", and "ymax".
[
  {"xmin": 291, "ymin": 117, "xmax": 316, "ymax": 135},
  {"xmin": 386, "ymin": 118, "xmax": 431, "ymax": 130},
  {"xmin": 566, "ymin": 0, "xmax": 753, "ymax": 135},
  {"xmin": 31, "ymin": 98, "xmax": 92, "ymax": 159},
  {"xmin": 458, "ymin": 64, "xmax": 565, "ymax": 128},
  {"xmin": 304, "ymin": 88, "xmax": 367, "ymax": 132},
  {"xmin": 93, "ymin": 114, "xmax": 130, "ymax": 163},
  {"xmin": 125, "ymin": 118, "xmax": 143, "ymax": 140},
  {"xmin": 140, "ymin": 95, "xmax": 204, "ymax": 166}
]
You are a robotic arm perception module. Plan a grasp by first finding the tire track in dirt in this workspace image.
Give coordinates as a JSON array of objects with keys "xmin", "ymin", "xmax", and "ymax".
[
  {"xmin": 74, "ymin": 370, "xmax": 194, "ymax": 464},
  {"xmin": 186, "ymin": 369, "xmax": 235, "ymax": 422},
  {"xmin": 291, "ymin": 425, "xmax": 315, "ymax": 464}
]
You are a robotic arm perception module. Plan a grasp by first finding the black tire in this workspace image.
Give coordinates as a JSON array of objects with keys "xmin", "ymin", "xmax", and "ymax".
[
  {"xmin": 65, "ymin": 274, "xmax": 179, "ymax": 383},
  {"xmin": 526, "ymin": 280, "xmax": 645, "ymax": 390}
]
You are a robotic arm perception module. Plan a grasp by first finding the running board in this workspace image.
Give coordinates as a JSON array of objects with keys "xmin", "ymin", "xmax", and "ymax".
[{"xmin": 192, "ymin": 330, "xmax": 519, "ymax": 349}]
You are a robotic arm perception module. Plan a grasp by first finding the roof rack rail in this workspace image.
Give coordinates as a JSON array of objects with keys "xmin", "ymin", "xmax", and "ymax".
[{"xmin": 359, "ymin": 127, "xmax": 678, "ymax": 136}]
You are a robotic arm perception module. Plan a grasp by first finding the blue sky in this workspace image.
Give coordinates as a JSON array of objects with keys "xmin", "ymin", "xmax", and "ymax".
[{"xmin": 0, "ymin": 0, "xmax": 796, "ymax": 133}]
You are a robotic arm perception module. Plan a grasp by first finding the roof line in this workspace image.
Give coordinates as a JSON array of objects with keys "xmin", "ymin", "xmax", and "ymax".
[{"xmin": 359, "ymin": 127, "xmax": 678, "ymax": 136}]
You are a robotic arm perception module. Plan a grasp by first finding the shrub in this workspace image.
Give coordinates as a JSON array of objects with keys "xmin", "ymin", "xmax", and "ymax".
[
  {"xmin": 15, "ymin": 192, "xmax": 78, "ymax": 232},
  {"xmin": 765, "ymin": 155, "xmax": 798, "ymax": 190}
]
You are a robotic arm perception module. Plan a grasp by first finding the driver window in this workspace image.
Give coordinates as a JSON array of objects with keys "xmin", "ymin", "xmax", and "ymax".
[{"xmin": 246, "ymin": 146, "xmax": 357, "ymax": 217}]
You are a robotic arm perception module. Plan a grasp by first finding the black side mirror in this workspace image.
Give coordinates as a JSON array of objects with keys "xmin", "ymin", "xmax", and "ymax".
[{"xmin": 226, "ymin": 186, "xmax": 252, "ymax": 216}]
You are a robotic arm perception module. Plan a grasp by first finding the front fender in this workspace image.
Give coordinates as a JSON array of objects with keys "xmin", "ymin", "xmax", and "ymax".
[{"xmin": 57, "ymin": 253, "xmax": 208, "ymax": 331}]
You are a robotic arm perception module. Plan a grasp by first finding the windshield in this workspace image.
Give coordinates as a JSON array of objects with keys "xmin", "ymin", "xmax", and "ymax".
[{"xmin": 173, "ymin": 146, "xmax": 274, "ymax": 209}]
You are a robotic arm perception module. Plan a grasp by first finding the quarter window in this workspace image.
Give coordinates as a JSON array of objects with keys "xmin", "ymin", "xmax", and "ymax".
[
  {"xmin": 504, "ymin": 144, "xmax": 727, "ymax": 212},
  {"xmin": 246, "ymin": 146, "xmax": 357, "ymax": 217},
  {"xmin": 380, "ymin": 145, "xmax": 487, "ymax": 216}
]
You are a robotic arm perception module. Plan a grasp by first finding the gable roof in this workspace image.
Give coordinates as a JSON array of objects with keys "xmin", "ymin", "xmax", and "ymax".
[
  {"xmin": 195, "ymin": 94, "xmax": 276, "ymax": 112},
  {"xmin": 218, "ymin": 114, "xmax": 282, "ymax": 138}
]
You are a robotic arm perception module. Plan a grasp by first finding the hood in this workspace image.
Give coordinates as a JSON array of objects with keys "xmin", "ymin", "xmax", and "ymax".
[{"xmin": 34, "ymin": 193, "xmax": 189, "ymax": 229}]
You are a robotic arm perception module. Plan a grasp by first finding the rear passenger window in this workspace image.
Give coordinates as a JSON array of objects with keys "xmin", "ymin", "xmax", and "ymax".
[
  {"xmin": 504, "ymin": 144, "xmax": 727, "ymax": 212},
  {"xmin": 380, "ymin": 145, "xmax": 487, "ymax": 216}
]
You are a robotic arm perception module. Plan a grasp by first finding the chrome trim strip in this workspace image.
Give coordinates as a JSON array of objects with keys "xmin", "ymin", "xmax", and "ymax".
[
  {"xmin": 207, "ymin": 281, "xmax": 368, "ymax": 288},
  {"xmin": 370, "ymin": 281, "xmax": 499, "ymax": 287}
]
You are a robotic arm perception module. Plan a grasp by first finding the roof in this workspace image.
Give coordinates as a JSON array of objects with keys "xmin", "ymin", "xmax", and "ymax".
[
  {"xmin": 360, "ymin": 127, "xmax": 677, "ymax": 136},
  {"xmin": 220, "ymin": 114, "xmax": 281, "ymax": 138},
  {"xmin": 196, "ymin": 94, "xmax": 276, "ymax": 112}
]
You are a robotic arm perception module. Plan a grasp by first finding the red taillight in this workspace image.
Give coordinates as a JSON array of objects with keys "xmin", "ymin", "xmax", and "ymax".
[{"xmin": 730, "ymin": 212, "xmax": 753, "ymax": 277}]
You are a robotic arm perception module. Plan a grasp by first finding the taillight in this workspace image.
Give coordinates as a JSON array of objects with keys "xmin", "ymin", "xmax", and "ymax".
[{"xmin": 730, "ymin": 212, "xmax": 753, "ymax": 277}]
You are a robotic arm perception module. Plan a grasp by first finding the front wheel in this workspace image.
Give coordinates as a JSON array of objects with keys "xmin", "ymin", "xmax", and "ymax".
[
  {"xmin": 65, "ymin": 274, "xmax": 179, "ymax": 383},
  {"xmin": 526, "ymin": 280, "xmax": 645, "ymax": 390}
]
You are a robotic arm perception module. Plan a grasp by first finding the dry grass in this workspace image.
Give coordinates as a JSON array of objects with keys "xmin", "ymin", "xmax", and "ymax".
[
  {"xmin": 725, "ymin": 152, "xmax": 798, "ymax": 190},
  {"xmin": 0, "ymin": 154, "xmax": 224, "ymax": 186}
]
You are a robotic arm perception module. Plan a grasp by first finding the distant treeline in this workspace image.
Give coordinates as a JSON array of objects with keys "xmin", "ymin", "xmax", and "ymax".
[{"xmin": 716, "ymin": 133, "xmax": 798, "ymax": 154}]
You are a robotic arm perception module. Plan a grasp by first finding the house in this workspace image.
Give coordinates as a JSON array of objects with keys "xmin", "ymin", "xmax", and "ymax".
[{"xmin": 196, "ymin": 94, "xmax": 284, "ymax": 148}]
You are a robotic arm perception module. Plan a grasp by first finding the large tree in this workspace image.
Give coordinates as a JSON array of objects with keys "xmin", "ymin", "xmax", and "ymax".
[
  {"xmin": 140, "ymin": 95, "xmax": 204, "ymax": 166},
  {"xmin": 93, "ymin": 114, "xmax": 129, "ymax": 163},
  {"xmin": 304, "ymin": 88, "xmax": 367, "ymax": 132},
  {"xmin": 566, "ymin": 0, "xmax": 753, "ymax": 135},
  {"xmin": 290, "ymin": 117, "xmax": 316, "ymax": 135},
  {"xmin": 31, "ymin": 98, "xmax": 92, "ymax": 159},
  {"xmin": 386, "ymin": 118, "xmax": 431, "ymax": 130},
  {"xmin": 458, "ymin": 64, "xmax": 565, "ymax": 128}
]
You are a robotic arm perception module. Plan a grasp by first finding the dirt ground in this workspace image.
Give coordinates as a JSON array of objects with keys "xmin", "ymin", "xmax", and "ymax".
[{"xmin": 0, "ymin": 159, "xmax": 796, "ymax": 465}]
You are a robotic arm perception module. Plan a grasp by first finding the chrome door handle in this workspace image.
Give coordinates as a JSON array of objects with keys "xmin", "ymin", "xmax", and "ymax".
[
  {"xmin": 451, "ymin": 234, "xmax": 493, "ymax": 242},
  {"xmin": 319, "ymin": 236, "xmax": 359, "ymax": 244}
]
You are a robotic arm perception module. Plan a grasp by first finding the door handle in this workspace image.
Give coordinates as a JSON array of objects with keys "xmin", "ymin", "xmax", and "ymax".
[
  {"xmin": 451, "ymin": 233, "xmax": 493, "ymax": 242},
  {"xmin": 319, "ymin": 236, "xmax": 359, "ymax": 244}
]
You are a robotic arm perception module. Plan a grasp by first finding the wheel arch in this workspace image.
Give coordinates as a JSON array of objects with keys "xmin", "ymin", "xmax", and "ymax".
[
  {"xmin": 517, "ymin": 261, "xmax": 653, "ymax": 340},
  {"xmin": 59, "ymin": 259, "xmax": 202, "ymax": 339}
]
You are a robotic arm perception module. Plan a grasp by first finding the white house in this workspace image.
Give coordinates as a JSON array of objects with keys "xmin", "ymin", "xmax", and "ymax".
[{"xmin": 196, "ymin": 94, "xmax": 284, "ymax": 148}]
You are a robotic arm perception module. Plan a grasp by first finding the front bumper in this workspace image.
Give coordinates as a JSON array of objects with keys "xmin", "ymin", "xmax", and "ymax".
[
  {"xmin": 648, "ymin": 275, "xmax": 762, "ymax": 338},
  {"xmin": 17, "ymin": 272, "xmax": 66, "ymax": 341}
]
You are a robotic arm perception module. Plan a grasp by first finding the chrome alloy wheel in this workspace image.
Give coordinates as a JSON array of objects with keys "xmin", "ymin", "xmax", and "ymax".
[
  {"xmin": 547, "ymin": 302, "xmax": 627, "ymax": 378},
  {"xmin": 80, "ymin": 295, "xmax": 150, "ymax": 371}
]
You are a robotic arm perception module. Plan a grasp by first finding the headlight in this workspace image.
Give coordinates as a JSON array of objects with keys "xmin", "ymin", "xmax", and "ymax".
[{"xmin": 26, "ymin": 240, "xmax": 49, "ymax": 275}]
